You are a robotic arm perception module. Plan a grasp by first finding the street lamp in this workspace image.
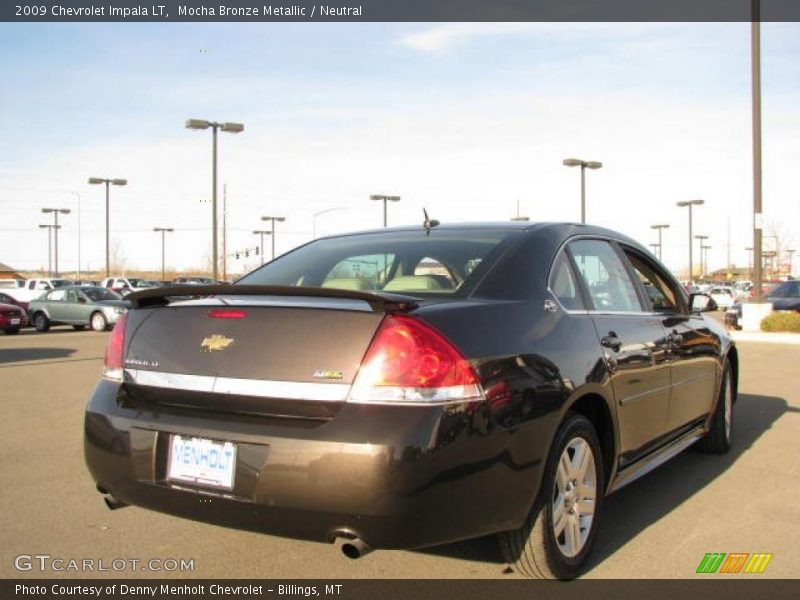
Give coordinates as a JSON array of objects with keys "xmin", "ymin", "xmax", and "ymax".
[
  {"xmin": 41, "ymin": 208, "xmax": 71, "ymax": 276},
  {"xmin": 252, "ymin": 230, "xmax": 272, "ymax": 265},
  {"xmin": 650, "ymin": 224, "xmax": 670, "ymax": 260},
  {"xmin": 313, "ymin": 207, "xmax": 347, "ymax": 239},
  {"xmin": 511, "ymin": 198, "xmax": 530, "ymax": 222},
  {"xmin": 153, "ymin": 228, "xmax": 174, "ymax": 282},
  {"xmin": 694, "ymin": 234, "xmax": 709, "ymax": 277},
  {"xmin": 88, "ymin": 177, "xmax": 127, "ymax": 277},
  {"xmin": 676, "ymin": 199, "xmax": 704, "ymax": 281},
  {"xmin": 38, "ymin": 224, "xmax": 60, "ymax": 276},
  {"xmin": 562, "ymin": 158, "xmax": 602, "ymax": 224},
  {"xmin": 701, "ymin": 244, "xmax": 712, "ymax": 279},
  {"xmin": 260, "ymin": 216, "xmax": 285, "ymax": 261},
  {"xmin": 369, "ymin": 194, "xmax": 401, "ymax": 227},
  {"xmin": 186, "ymin": 118, "xmax": 244, "ymax": 281}
]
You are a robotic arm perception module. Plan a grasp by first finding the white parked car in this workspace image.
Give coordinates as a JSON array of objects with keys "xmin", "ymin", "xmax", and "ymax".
[
  {"xmin": 100, "ymin": 277, "xmax": 158, "ymax": 296},
  {"xmin": 708, "ymin": 286, "xmax": 735, "ymax": 310},
  {"xmin": 7, "ymin": 278, "xmax": 73, "ymax": 303}
]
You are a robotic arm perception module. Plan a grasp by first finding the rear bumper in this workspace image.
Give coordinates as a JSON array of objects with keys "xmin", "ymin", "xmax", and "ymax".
[{"xmin": 84, "ymin": 380, "xmax": 545, "ymax": 549}]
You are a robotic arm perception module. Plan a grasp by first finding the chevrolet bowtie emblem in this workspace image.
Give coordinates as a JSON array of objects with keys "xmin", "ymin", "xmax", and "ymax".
[{"xmin": 201, "ymin": 334, "xmax": 234, "ymax": 352}]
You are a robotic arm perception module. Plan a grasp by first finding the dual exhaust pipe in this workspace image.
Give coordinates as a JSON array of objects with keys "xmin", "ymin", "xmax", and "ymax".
[
  {"xmin": 335, "ymin": 535, "xmax": 373, "ymax": 559},
  {"xmin": 97, "ymin": 486, "xmax": 128, "ymax": 511},
  {"xmin": 100, "ymin": 492, "xmax": 371, "ymax": 558}
]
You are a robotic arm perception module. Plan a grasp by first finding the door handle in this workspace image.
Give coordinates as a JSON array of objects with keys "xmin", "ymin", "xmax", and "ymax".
[{"xmin": 600, "ymin": 332, "xmax": 622, "ymax": 352}]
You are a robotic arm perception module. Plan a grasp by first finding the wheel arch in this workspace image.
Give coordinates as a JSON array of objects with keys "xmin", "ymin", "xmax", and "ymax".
[
  {"xmin": 563, "ymin": 390, "xmax": 617, "ymax": 492},
  {"xmin": 725, "ymin": 343, "xmax": 739, "ymax": 402}
]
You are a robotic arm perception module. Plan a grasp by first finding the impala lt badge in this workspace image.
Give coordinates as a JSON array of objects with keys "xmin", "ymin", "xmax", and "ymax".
[{"xmin": 201, "ymin": 334, "xmax": 234, "ymax": 352}]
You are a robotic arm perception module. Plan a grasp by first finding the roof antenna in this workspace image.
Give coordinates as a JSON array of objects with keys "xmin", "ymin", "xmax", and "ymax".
[{"xmin": 422, "ymin": 208, "xmax": 440, "ymax": 234}]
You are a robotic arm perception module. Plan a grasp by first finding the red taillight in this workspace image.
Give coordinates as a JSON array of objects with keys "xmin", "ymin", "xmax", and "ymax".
[
  {"xmin": 350, "ymin": 315, "xmax": 482, "ymax": 404},
  {"xmin": 103, "ymin": 313, "xmax": 127, "ymax": 380},
  {"xmin": 208, "ymin": 309, "xmax": 247, "ymax": 319}
]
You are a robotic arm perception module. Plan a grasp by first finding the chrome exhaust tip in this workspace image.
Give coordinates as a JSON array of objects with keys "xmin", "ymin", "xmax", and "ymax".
[
  {"xmin": 339, "ymin": 538, "xmax": 373, "ymax": 559},
  {"xmin": 103, "ymin": 494, "xmax": 128, "ymax": 510}
]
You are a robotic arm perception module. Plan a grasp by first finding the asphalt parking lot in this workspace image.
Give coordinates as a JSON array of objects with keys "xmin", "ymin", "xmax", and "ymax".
[{"xmin": 1, "ymin": 326, "xmax": 798, "ymax": 579}]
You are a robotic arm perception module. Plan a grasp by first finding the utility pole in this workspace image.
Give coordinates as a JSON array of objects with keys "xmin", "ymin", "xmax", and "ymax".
[
  {"xmin": 752, "ymin": 0, "xmax": 764, "ymax": 300},
  {"xmin": 222, "ymin": 183, "xmax": 228, "ymax": 281}
]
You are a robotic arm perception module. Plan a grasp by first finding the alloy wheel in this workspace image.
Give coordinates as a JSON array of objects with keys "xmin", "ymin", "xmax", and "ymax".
[{"xmin": 552, "ymin": 437, "xmax": 597, "ymax": 558}]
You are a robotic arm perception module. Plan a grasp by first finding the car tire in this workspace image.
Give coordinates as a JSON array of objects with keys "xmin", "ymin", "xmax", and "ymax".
[
  {"xmin": 499, "ymin": 412, "xmax": 604, "ymax": 580},
  {"xmin": 90, "ymin": 312, "xmax": 108, "ymax": 332},
  {"xmin": 72, "ymin": 325, "xmax": 86, "ymax": 331},
  {"xmin": 4, "ymin": 327, "xmax": 20, "ymax": 335},
  {"xmin": 33, "ymin": 312, "xmax": 50, "ymax": 332},
  {"xmin": 697, "ymin": 362, "xmax": 733, "ymax": 454}
]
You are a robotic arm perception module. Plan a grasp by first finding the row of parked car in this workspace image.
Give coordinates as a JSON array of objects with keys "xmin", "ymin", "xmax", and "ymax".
[{"xmin": 0, "ymin": 276, "xmax": 220, "ymax": 334}]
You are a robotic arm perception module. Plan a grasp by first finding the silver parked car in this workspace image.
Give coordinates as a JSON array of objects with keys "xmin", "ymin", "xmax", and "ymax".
[{"xmin": 28, "ymin": 286, "xmax": 129, "ymax": 332}]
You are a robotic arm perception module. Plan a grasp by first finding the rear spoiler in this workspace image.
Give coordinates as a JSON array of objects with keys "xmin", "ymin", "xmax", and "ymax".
[{"xmin": 126, "ymin": 284, "xmax": 419, "ymax": 313}]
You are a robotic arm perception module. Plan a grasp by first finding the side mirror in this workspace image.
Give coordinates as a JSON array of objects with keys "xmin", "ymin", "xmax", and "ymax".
[
  {"xmin": 690, "ymin": 293, "xmax": 717, "ymax": 313},
  {"xmin": 78, "ymin": 296, "xmax": 87, "ymax": 303}
]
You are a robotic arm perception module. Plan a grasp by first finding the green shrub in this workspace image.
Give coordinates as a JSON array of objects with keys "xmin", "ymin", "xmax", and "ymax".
[{"xmin": 760, "ymin": 311, "xmax": 800, "ymax": 333}]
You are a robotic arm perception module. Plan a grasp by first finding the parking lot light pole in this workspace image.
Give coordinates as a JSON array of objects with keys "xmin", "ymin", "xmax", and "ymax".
[
  {"xmin": 788, "ymin": 249, "xmax": 795, "ymax": 278},
  {"xmin": 694, "ymin": 235, "xmax": 709, "ymax": 277},
  {"xmin": 41, "ymin": 208, "xmax": 71, "ymax": 276},
  {"xmin": 650, "ymin": 224, "xmax": 670, "ymax": 260},
  {"xmin": 260, "ymin": 216, "xmax": 285, "ymax": 261},
  {"xmin": 88, "ymin": 177, "xmax": 127, "ymax": 277},
  {"xmin": 253, "ymin": 230, "xmax": 272, "ymax": 265},
  {"xmin": 562, "ymin": 158, "xmax": 602, "ymax": 224},
  {"xmin": 38, "ymin": 224, "xmax": 58, "ymax": 276},
  {"xmin": 701, "ymin": 244, "xmax": 712, "ymax": 278},
  {"xmin": 185, "ymin": 119, "xmax": 244, "ymax": 281},
  {"xmin": 369, "ymin": 194, "xmax": 401, "ymax": 227},
  {"xmin": 676, "ymin": 199, "xmax": 704, "ymax": 281},
  {"xmin": 153, "ymin": 228, "xmax": 174, "ymax": 281}
]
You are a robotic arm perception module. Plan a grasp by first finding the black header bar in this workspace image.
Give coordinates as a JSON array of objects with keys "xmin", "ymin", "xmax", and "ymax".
[{"xmin": 3, "ymin": 0, "xmax": 800, "ymax": 23}]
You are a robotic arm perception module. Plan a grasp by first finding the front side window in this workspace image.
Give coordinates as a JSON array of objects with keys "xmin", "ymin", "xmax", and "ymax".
[
  {"xmin": 568, "ymin": 239, "xmax": 641, "ymax": 312},
  {"xmin": 624, "ymin": 250, "xmax": 683, "ymax": 313}
]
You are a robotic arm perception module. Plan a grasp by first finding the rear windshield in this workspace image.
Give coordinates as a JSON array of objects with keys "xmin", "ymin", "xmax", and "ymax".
[{"xmin": 237, "ymin": 229, "xmax": 517, "ymax": 296}]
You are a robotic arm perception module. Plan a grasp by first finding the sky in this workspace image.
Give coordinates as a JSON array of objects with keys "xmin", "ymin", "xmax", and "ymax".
[{"xmin": 0, "ymin": 22, "xmax": 798, "ymax": 278}]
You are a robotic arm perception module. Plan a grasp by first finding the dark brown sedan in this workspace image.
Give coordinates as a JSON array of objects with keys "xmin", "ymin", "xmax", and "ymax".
[{"xmin": 84, "ymin": 222, "xmax": 737, "ymax": 579}]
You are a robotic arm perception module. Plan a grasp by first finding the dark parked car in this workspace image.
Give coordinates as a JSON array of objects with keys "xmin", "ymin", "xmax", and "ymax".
[
  {"xmin": 84, "ymin": 223, "xmax": 737, "ymax": 579},
  {"xmin": 0, "ymin": 302, "xmax": 25, "ymax": 334},
  {"xmin": 725, "ymin": 279, "xmax": 800, "ymax": 329},
  {"xmin": 28, "ymin": 286, "xmax": 129, "ymax": 331},
  {"xmin": 172, "ymin": 276, "xmax": 216, "ymax": 286}
]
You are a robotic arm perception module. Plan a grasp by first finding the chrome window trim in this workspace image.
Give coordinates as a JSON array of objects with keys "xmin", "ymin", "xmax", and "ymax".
[{"xmin": 124, "ymin": 369, "xmax": 351, "ymax": 402}]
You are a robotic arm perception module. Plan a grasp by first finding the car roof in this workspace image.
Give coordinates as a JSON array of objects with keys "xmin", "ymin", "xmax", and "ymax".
[{"xmin": 317, "ymin": 221, "xmax": 643, "ymax": 247}]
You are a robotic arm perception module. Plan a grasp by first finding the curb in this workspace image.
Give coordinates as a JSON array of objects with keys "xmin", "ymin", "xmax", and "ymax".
[{"xmin": 730, "ymin": 331, "xmax": 800, "ymax": 345}]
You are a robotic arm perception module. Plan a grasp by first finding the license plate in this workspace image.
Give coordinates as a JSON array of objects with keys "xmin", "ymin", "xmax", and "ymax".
[
  {"xmin": 167, "ymin": 435, "xmax": 236, "ymax": 490},
  {"xmin": 9, "ymin": 318, "xmax": 20, "ymax": 325}
]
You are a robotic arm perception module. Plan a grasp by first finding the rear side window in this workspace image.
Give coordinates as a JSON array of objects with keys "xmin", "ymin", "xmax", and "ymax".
[
  {"xmin": 549, "ymin": 252, "xmax": 584, "ymax": 310},
  {"xmin": 569, "ymin": 240, "xmax": 642, "ymax": 312},
  {"xmin": 238, "ymin": 229, "xmax": 518, "ymax": 296}
]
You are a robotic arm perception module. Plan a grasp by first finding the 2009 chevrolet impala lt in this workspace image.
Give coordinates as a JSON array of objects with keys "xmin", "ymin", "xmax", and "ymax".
[{"xmin": 84, "ymin": 222, "xmax": 737, "ymax": 579}]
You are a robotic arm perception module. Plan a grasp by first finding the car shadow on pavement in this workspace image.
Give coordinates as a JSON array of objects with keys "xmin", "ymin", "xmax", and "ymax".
[
  {"xmin": 0, "ymin": 347, "xmax": 77, "ymax": 364},
  {"xmin": 414, "ymin": 393, "xmax": 797, "ymax": 570}
]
